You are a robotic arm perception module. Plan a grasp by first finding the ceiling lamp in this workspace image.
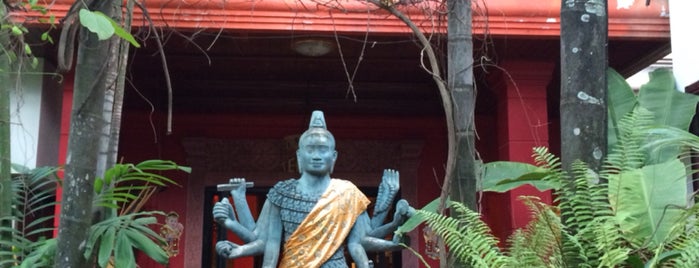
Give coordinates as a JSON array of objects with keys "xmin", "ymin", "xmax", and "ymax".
[{"xmin": 292, "ymin": 39, "xmax": 335, "ymax": 57}]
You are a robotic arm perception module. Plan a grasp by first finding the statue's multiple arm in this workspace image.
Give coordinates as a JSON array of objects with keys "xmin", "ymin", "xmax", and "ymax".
[
  {"xmin": 366, "ymin": 169, "xmax": 415, "ymax": 239},
  {"xmin": 371, "ymin": 169, "xmax": 400, "ymax": 229},
  {"xmin": 215, "ymin": 170, "xmax": 416, "ymax": 264},
  {"xmin": 348, "ymin": 212, "xmax": 372, "ymax": 268},
  {"xmin": 213, "ymin": 178, "xmax": 268, "ymax": 259},
  {"xmin": 215, "ymin": 200, "xmax": 271, "ymax": 259},
  {"xmin": 212, "ymin": 197, "xmax": 256, "ymax": 243},
  {"xmin": 349, "ymin": 169, "xmax": 416, "ymax": 268},
  {"xmin": 229, "ymin": 178, "xmax": 255, "ymax": 230},
  {"xmin": 367, "ymin": 199, "xmax": 414, "ymax": 239},
  {"xmin": 262, "ymin": 201, "xmax": 282, "ymax": 268}
]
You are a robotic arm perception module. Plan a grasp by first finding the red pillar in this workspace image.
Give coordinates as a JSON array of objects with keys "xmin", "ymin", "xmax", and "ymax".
[
  {"xmin": 53, "ymin": 72, "xmax": 73, "ymax": 236},
  {"xmin": 482, "ymin": 61, "xmax": 553, "ymax": 243}
]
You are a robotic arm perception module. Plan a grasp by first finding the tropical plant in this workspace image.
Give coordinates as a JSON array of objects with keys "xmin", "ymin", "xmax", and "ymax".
[
  {"xmin": 397, "ymin": 68, "xmax": 699, "ymax": 267},
  {"xmin": 0, "ymin": 159, "xmax": 189, "ymax": 268},
  {"xmin": 0, "ymin": 165, "xmax": 60, "ymax": 268}
]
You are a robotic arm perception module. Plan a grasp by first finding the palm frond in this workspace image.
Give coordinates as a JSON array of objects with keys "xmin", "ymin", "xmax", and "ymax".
[
  {"xmin": 83, "ymin": 211, "xmax": 169, "ymax": 268},
  {"xmin": 93, "ymin": 160, "xmax": 185, "ymax": 209},
  {"xmin": 0, "ymin": 165, "xmax": 60, "ymax": 266}
]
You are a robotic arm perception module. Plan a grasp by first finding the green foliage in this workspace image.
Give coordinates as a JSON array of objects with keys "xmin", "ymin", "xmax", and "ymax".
[
  {"xmin": 93, "ymin": 160, "xmax": 188, "ymax": 209},
  {"xmin": 78, "ymin": 9, "xmax": 140, "ymax": 48},
  {"xmin": 399, "ymin": 68, "xmax": 699, "ymax": 267},
  {"xmin": 84, "ymin": 212, "xmax": 169, "ymax": 268},
  {"xmin": 0, "ymin": 160, "xmax": 188, "ymax": 267},
  {"xmin": 0, "ymin": 165, "xmax": 60, "ymax": 267},
  {"xmin": 480, "ymin": 161, "xmax": 558, "ymax": 192},
  {"xmin": 506, "ymin": 196, "xmax": 565, "ymax": 268},
  {"xmin": 1, "ymin": 1, "xmax": 55, "ymax": 68},
  {"xmin": 608, "ymin": 68, "xmax": 699, "ymax": 163},
  {"xmin": 413, "ymin": 201, "xmax": 512, "ymax": 267}
]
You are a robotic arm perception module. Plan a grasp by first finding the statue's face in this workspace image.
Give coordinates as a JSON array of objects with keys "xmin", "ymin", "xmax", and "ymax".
[{"xmin": 297, "ymin": 132, "xmax": 337, "ymax": 176}]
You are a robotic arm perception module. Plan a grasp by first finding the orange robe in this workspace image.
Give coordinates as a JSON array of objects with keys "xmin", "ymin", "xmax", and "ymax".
[{"xmin": 278, "ymin": 179, "xmax": 370, "ymax": 268}]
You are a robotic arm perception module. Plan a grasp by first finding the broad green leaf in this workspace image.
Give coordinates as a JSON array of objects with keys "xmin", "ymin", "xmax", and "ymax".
[
  {"xmin": 608, "ymin": 159, "xmax": 687, "ymax": 247},
  {"xmin": 638, "ymin": 68, "xmax": 699, "ymax": 131},
  {"xmin": 124, "ymin": 229, "xmax": 169, "ymax": 264},
  {"xmin": 133, "ymin": 216, "xmax": 159, "ymax": 225},
  {"xmin": 114, "ymin": 231, "xmax": 136, "ymax": 268},
  {"xmin": 607, "ymin": 68, "xmax": 638, "ymax": 153},
  {"xmin": 129, "ymin": 222, "xmax": 163, "ymax": 240},
  {"xmin": 78, "ymin": 9, "xmax": 114, "ymax": 40},
  {"xmin": 637, "ymin": 69, "xmax": 699, "ymax": 163},
  {"xmin": 642, "ymin": 126, "xmax": 699, "ymax": 154},
  {"xmin": 98, "ymin": 227, "xmax": 116, "ymax": 268},
  {"xmin": 97, "ymin": 11, "xmax": 141, "ymax": 48},
  {"xmin": 481, "ymin": 161, "xmax": 558, "ymax": 192}
]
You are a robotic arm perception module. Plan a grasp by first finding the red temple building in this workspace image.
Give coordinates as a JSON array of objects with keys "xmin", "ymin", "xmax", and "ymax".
[{"xmin": 12, "ymin": 0, "xmax": 671, "ymax": 267}]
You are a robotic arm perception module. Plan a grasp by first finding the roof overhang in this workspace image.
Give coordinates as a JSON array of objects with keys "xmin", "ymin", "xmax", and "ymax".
[{"xmin": 14, "ymin": 0, "xmax": 669, "ymax": 39}]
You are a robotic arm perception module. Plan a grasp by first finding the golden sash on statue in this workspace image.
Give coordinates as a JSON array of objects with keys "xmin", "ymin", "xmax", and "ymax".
[{"xmin": 279, "ymin": 179, "xmax": 370, "ymax": 268}]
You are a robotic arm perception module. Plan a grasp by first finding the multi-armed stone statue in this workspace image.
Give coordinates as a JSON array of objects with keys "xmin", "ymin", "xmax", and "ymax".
[{"xmin": 212, "ymin": 110, "xmax": 415, "ymax": 268}]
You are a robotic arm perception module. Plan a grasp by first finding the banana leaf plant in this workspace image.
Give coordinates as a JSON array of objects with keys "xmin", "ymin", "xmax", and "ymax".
[
  {"xmin": 481, "ymin": 68, "xmax": 699, "ymax": 193},
  {"xmin": 397, "ymin": 68, "xmax": 699, "ymax": 267}
]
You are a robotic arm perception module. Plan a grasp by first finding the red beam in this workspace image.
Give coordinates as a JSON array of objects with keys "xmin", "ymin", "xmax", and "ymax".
[{"xmin": 12, "ymin": 0, "xmax": 669, "ymax": 39}]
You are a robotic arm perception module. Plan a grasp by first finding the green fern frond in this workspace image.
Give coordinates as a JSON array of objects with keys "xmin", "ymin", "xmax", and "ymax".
[
  {"xmin": 506, "ymin": 196, "xmax": 565, "ymax": 267},
  {"xmin": 589, "ymin": 216, "xmax": 630, "ymax": 267},
  {"xmin": 507, "ymin": 230, "xmax": 548, "ymax": 267},
  {"xmin": 532, "ymin": 146, "xmax": 563, "ymax": 174},
  {"xmin": 662, "ymin": 205, "xmax": 699, "ymax": 267},
  {"xmin": 553, "ymin": 160, "xmax": 623, "ymax": 267},
  {"xmin": 606, "ymin": 106, "xmax": 655, "ymax": 170},
  {"xmin": 418, "ymin": 201, "xmax": 512, "ymax": 267}
]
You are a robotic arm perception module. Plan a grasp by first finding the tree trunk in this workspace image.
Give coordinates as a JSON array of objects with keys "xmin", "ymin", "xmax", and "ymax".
[
  {"xmin": 94, "ymin": 0, "xmax": 127, "ymax": 222},
  {"xmin": 54, "ymin": 1, "xmax": 120, "ymax": 267},
  {"xmin": 0, "ymin": 4, "xmax": 13, "ymax": 266},
  {"xmin": 106, "ymin": 0, "xmax": 134, "ymax": 171},
  {"xmin": 447, "ymin": 0, "xmax": 475, "ymax": 266},
  {"xmin": 560, "ymin": 0, "xmax": 608, "ymax": 172}
]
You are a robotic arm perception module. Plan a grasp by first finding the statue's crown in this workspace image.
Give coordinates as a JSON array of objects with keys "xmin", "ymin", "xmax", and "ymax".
[{"xmin": 309, "ymin": 110, "xmax": 327, "ymax": 130}]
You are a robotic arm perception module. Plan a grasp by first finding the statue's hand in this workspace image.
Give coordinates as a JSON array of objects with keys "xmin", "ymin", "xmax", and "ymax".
[
  {"xmin": 376, "ymin": 169, "xmax": 399, "ymax": 212},
  {"xmin": 213, "ymin": 198, "xmax": 236, "ymax": 225},
  {"xmin": 216, "ymin": 241, "xmax": 243, "ymax": 259},
  {"xmin": 392, "ymin": 199, "xmax": 415, "ymax": 225},
  {"xmin": 229, "ymin": 178, "xmax": 247, "ymax": 199},
  {"xmin": 392, "ymin": 231, "xmax": 411, "ymax": 246}
]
